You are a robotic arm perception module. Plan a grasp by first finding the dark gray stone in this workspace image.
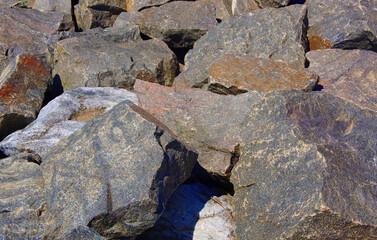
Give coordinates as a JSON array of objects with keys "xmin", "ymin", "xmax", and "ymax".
[
  {"xmin": 41, "ymin": 100, "xmax": 198, "ymax": 239},
  {"xmin": 254, "ymin": 0, "xmax": 290, "ymax": 8},
  {"xmin": 125, "ymin": 0, "xmax": 170, "ymax": 13}
]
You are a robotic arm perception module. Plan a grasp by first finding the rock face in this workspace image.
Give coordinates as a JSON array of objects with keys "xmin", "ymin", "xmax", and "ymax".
[
  {"xmin": 307, "ymin": 49, "xmax": 377, "ymax": 112},
  {"xmin": 231, "ymin": 90, "xmax": 377, "ymax": 239},
  {"xmin": 41, "ymin": 100, "xmax": 198, "ymax": 239},
  {"xmin": 0, "ymin": 153, "xmax": 46, "ymax": 240},
  {"xmin": 307, "ymin": 0, "xmax": 377, "ymax": 51},
  {"xmin": 184, "ymin": 4, "xmax": 308, "ymax": 70},
  {"xmin": 0, "ymin": 56, "xmax": 51, "ymax": 140},
  {"xmin": 230, "ymin": 0, "xmax": 259, "ymax": 16},
  {"xmin": 0, "ymin": 87, "xmax": 138, "ymax": 157},
  {"xmin": 125, "ymin": 0, "xmax": 169, "ymax": 13},
  {"xmin": 53, "ymin": 36, "xmax": 179, "ymax": 90},
  {"xmin": 175, "ymin": 53, "xmax": 319, "ymax": 94},
  {"xmin": 135, "ymin": 80, "xmax": 262, "ymax": 178},
  {"xmin": 33, "ymin": 0, "xmax": 74, "ymax": 30},
  {"xmin": 131, "ymin": 0, "xmax": 217, "ymax": 49}
]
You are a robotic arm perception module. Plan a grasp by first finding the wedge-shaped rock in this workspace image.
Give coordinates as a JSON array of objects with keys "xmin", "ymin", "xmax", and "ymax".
[
  {"xmin": 41, "ymin": 100, "xmax": 198, "ymax": 239},
  {"xmin": 131, "ymin": 0, "xmax": 217, "ymax": 49},
  {"xmin": 0, "ymin": 56, "xmax": 50, "ymax": 140},
  {"xmin": 135, "ymin": 80, "xmax": 262, "ymax": 178},
  {"xmin": 33, "ymin": 0, "xmax": 74, "ymax": 30},
  {"xmin": 307, "ymin": 49, "xmax": 377, "ymax": 112},
  {"xmin": 0, "ymin": 153, "xmax": 46, "ymax": 240},
  {"xmin": 53, "ymin": 36, "xmax": 179, "ymax": 90},
  {"xmin": 307, "ymin": 0, "xmax": 377, "ymax": 51},
  {"xmin": 184, "ymin": 4, "xmax": 308, "ymax": 70},
  {"xmin": 0, "ymin": 87, "xmax": 137, "ymax": 157},
  {"xmin": 231, "ymin": 90, "xmax": 377, "ymax": 239},
  {"xmin": 175, "ymin": 53, "xmax": 318, "ymax": 94}
]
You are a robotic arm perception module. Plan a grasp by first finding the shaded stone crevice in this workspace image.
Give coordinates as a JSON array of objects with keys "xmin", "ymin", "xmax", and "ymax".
[
  {"xmin": 71, "ymin": 0, "xmax": 80, "ymax": 32},
  {"xmin": 332, "ymin": 30, "xmax": 377, "ymax": 52}
]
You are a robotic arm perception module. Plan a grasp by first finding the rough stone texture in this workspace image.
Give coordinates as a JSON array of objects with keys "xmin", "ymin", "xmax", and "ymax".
[
  {"xmin": 53, "ymin": 36, "xmax": 178, "ymax": 90},
  {"xmin": 131, "ymin": 0, "xmax": 217, "ymax": 49},
  {"xmin": 231, "ymin": 0, "xmax": 259, "ymax": 16},
  {"xmin": 137, "ymin": 182, "xmax": 235, "ymax": 240},
  {"xmin": 125, "ymin": 0, "xmax": 169, "ymax": 13},
  {"xmin": 307, "ymin": 0, "xmax": 377, "ymax": 51},
  {"xmin": 184, "ymin": 4, "xmax": 308, "ymax": 70},
  {"xmin": 231, "ymin": 90, "xmax": 377, "ymax": 239},
  {"xmin": 0, "ymin": 56, "xmax": 51, "ymax": 140},
  {"xmin": 254, "ymin": 0, "xmax": 289, "ymax": 8},
  {"xmin": 57, "ymin": 225, "xmax": 106, "ymax": 240},
  {"xmin": 0, "ymin": 87, "xmax": 138, "ymax": 157},
  {"xmin": 74, "ymin": 0, "xmax": 127, "ymax": 31},
  {"xmin": 135, "ymin": 80, "xmax": 262, "ymax": 178},
  {"xmin": 307, "ymin": 49, "xmax": 377, "ymax": 112},
  {"xmin": 175, "ymin": 53, "xmax": 319, "ymax": 94},
  {"xmin": 41, "ymin": 100, "xmax": 198, "ymax": 239},
  {"xmin": 213, "ymin": 0, "xmax": 231, "ymax": 21},
  {"xmin": 0, "ymin": 153, "xmax": 46, "ymax": 240},
  {"xmin": 33, "ymin": 0, "xmax": 74, "ymax": 30}
]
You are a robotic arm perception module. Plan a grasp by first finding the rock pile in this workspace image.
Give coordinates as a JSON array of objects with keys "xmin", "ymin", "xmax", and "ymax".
[{"xmin": 1, "ymin": 0, "xmax": 377, "ymax": 239}]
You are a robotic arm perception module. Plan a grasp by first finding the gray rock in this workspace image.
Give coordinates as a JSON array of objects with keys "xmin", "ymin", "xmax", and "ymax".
[
  {"xmin": 231, "ymin": 0, "xmax": 259, "ymax": 16},
  {"xmin": 33, "ymin": 0, "xmax": 74, "ymax": 30},
  {"xmin": 307, "ymin": 49, "xmax": 377, "ymax": 112},
  {"xmin": 0, "ymin": 153, "xmax": 46, "ymax": 240},
  {"xmin": 125, "ymin": 0, "xmax": 170, "ymax": 13},
  {"xmin": 184, "ymin": 4, "xmax": 308, "ymax": 70},
  {"xmin": 57, "ymin": 225, "xmax": 106, "ymax": 240},
  {"xmin": 254, "ymin": 0, "xmax": 289, "ymax": 8},
  {"xmin": 307, "ymin": 0, "xmax": 377, "ymax": 51},
  {"xmin": 231, "ymin": 90, "xmax": 377, "ymax": 239},
  {"xmin": 137, "ymin": 182, "xmax": 235, "ymax": 240},
  {"xmin": 53, "ymin": 36, "xmax": 179, "ymax": 90},
  {"xmin": 41, "ymin": 100, "xmax": 198, "ymax": 239},
  {"xmin": 0, "ymin": 87, "xmax": 138, "ymax": 157}
]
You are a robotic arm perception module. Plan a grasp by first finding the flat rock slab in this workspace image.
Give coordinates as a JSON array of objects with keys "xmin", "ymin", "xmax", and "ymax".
[
  {"xmin": 231, "ymin": 90, "xmax": 377, "ymax": 239},
  {"xmin": 184, "ymin": 4, "xmax": 308, "ymax": 70},
  {"xmin": 175, "ymin": 53, "xmax": 318, "ymax": 94},
  {"xmin": 41, "ymin": 100, "xmax": 198, "ymax": 239},
  {"xmin": 0, "ymin": 153, "xmax": 46, "ymax": 239},
  {"xmin": 135, "ymin": 80, "xmax": 262, "ymax": 178},
  {"xmin": 33, "ymin": 0, "xmax": 74, "ymax": 30},
  {"xmin": 307, "ymin": 49, "xmax": 377, "ymax": 112},
  {"xmin": 53, "ymin": 36, "xmax": 179, "ymax": 90},
  {"xmin": 0, "ymin": 87, "xmax": 138, "ymax": 157},
  {"xmin": 0, "ymin": 56, "xmax": 50, "ymax": 140},
  {"xmin": 131, "ymin": 0, "xmax": 217, "ymax": 49},
  {"xmin": 307, "ymin": 0, "xmax": 377, "ymax": 51}
]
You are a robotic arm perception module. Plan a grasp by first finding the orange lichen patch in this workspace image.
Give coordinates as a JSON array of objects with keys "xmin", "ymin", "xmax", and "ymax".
[
  {"xmin": 126, "ymin": 0, "xmax": 133, "ymax": 12},
  {"xmin": 308, "ymin": 36, "xmax": 332, "ymax": 50},
  {"xmin": 69, "ymin": 107, "xmax": 107, "ymax": 121},
  {"xmin": 136, "ymin": 70, "xmax": 158, "ymax": 84}
]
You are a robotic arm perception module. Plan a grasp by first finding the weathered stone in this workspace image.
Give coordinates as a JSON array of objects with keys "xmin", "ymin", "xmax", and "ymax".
[
  {"xmin": 0, "ymin": 56, "xmax": 51, "ymax": 140},
  {"xmin": 184, "ymin": 4, "xmax": 308, "ymax": 71},
  {"xmin": 175, "ymin": 53, "xmax": 318, "ymax": 94},
  {"xmin": 131, "ymin": 0, "xmax": 217, "ymax": 49},
  {"xmin": 41, "ymin": 100, "xmax": 198, "ymax": 239},
  {"xmin": 0, "ymin": 153, "xmax": 46, "ymax": 239},
  {"xmin": 53, "ymin": 36, "xmax": 178, "ymax": 90},
  {"xmin": 230, "ymin": 0, "xmax": 259, "ymax": 16},
  {"xmin": 254, "ymin": 0, "xmax": 289, "ymax": 8},
  {"xmin": 307, "ymin": 49, "xmax": 377, "ymax": 112},
  {"xmin": 33, "ymin": 0, "xmax": 74, "ymax": 30},
  {"xmin": 57, "ymin": 225, "xmax": 106, "ymax": 240},
  {"xmin": 135, "ymin": 80, "xmax": 262, "ymax": 178},
  {"xmin": 137, "ymin": 182, "xmax": 235, "ymax": 240},
  {"xmin": 0, "ymin": 87, "xmax": 137, "ymax": 157},
  {"xmin": 231, "ymin": 90, "xmax": 377, "ymax": 239},
  {"xmin": 307, "ymin": 0, "xmax": 377, "ymax": 51},
  {"xmin": 74, "ymin": 0, "xmax": 127, "ymax": 31},
  {"xmin": 213, "ymin": 0, "xmax": 231, "ymax": 21},
  {"xmin": 125, "ymin": 0, "xmax": 169, "ymax": 13}
]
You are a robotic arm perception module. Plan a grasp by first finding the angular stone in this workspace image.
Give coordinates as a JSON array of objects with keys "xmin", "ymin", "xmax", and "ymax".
[
  {"xmin": 0, "ymin": 153, "xmax": 46, "ymax": 240},
  {"xmin": 231, "ymin": 90, "xmax": 377, "ymax": 239},
  {"xmin": 0, "ymin": 56, "xmax": 51, "ymax": 140},
  {"xmin": 0, "ymin": 87, "xmax": 138, "ymax": 157},
  {"xmin": 131, "ymin": 0, "xmax": 217, "ymax": 49},
  {"xmin": 53, "ymin": 36, "xmax": 179, "ymax": 90},
  {"xmin": 213, "ymin": 0, "xmax": 231, "ymax": 21},
  {"xmin": 254, "ymin": 0, "xmax": 289, "ymax": 8},
  {"xmin": 231, "ymin": 0, "xmax": 259, "ymax": 16},
  {"xmin": 125, "ymin": 0, "xmax": 169, "ymax": 13},
  {"xmin": 307, "ymin": 0, "xmax": 377, "ymax": 51},
  {"xmin": 135, "ymin": 80, "xmax": 262, "ymax": 178},
  {"xmin": 137, "ymin": 182, "xmax": 235, "ymax": 240},
  {"xmin": 184, "ymin": 5, "xmax": 308, "ymax": 70},
  {"xmin": 175, "ymin": 53, "xmax": 318, "ymax": 94},
  {"xmin": 74, "ymin": 0, "xmax": 127, "ymax": 31},
  {"xmin": 33, "ymin": 0, "xmax": 74, "ymax": 30},
  {"xmin": 41, "ymin": 100, "xmax": 198, "ymax": 239},
  {"xmin": 307, "ymin": 49, "xmax": 377, "ymax": 112}
]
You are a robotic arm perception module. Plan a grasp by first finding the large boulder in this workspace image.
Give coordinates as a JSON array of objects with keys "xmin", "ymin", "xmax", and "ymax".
[
  {"xmin": 307, "ymin": 0, "xmax": 377, "ymax": 51},
  {"xmin": 41, "ymin": 100, "xmax": 198, "ymax": 239},
  {"xmin": 125, "ymin": 0, "xmax": 169, "ymax": 13},
  {"xmin": 0, "ymin": 153, "xmax": 46, "ymax": 240},
  {"xmin": 231, "ymin": 90, "xmax": 377, "ymax": 239},
  {"xmin": 307, "ymin": 49, "xmax": 377, "ymax": 112},
  {"xmin": 0, "ymin": 56, "xmax": 51, "ymax": 140},
  {"xmin": 0, "ymin": 87, "xmax": 138, "ymax": 157},
  {"xmin": 175, "ymin": 53, "xmax": 319, "ymax": 94},
  {"xmin": 53, "ymin": 36, "xmax": 179, "ymax": 90},
  {"xmin": 184, "ymin": 4, "xmax": 309, "ymax": 70},
  {"xmin": 33, "ymin": 0, "xmax": 74, "ymax": 30}
]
